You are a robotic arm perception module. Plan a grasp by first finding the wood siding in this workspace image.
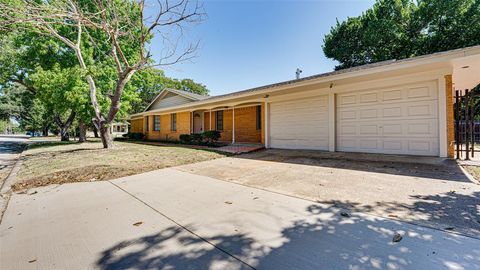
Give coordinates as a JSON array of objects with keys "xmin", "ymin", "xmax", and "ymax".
[{"xmin": 149, "ymin": 93, "xmax": 192, "ymax": 110}]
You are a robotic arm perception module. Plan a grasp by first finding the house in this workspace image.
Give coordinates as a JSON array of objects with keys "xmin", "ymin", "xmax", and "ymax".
[
  {"xmin": 129, "ymin": 46, "xmax": 480, "ymax": 158},
  {"xmin": 109, "ymin": 122, "xmax": 129, "ymax": 137}
]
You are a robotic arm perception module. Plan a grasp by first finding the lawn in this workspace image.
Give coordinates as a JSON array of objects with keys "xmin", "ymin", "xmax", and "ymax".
[{"xmin": 13, "ymin": 140, "xmax": 226, "ymax": 191}]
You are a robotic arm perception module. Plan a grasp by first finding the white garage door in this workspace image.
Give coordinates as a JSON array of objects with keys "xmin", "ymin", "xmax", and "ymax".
[
  {"xmin": 270, "ymin": 95, "xmax": 329, "ymax": 150},
  {"xmin": 336, "ymin": 81, "xmax": 439, "ymax": 156}
]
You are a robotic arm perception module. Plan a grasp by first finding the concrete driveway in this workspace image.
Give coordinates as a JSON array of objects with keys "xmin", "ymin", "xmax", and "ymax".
[
  {"xmin": 177, "ymin": 149, "xmax": 480, "ymax": 238},
  {"xmin": 1, "ymin": 168, "xmax": 480, "ymax": 270}
]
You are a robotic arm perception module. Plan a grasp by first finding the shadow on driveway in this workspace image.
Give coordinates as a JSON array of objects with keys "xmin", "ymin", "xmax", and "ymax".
[{"xmin": 97, "ymin": 204, "xmax": 480, "ymax": 270}]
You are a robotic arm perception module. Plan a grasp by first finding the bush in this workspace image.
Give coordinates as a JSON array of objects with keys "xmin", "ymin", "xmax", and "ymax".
[
  {"xmin": 126, "ymin": 132, "xmax": 145, "ymax": 140},
  {"xmin": 202, "ymin": 130, "xmax": 221, "ymax": 143},
  {"xmin": 191, "ymin": 133, "xmax": 203, "ymax": 144},
  {"xmin": 179, "ymin": 134, "xmax": 192, "ymax": 143},
  {"xmin": 179, "ymin": 131, "xmax": 221, "ymax": 145}
]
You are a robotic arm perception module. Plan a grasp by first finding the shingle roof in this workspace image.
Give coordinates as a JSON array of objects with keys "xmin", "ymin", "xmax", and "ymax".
[
  {"xmin": 184, "ymin": 45, "xmax": 480, "ymax": 104},
  {"xmin": 166, "ymin": 88, "xmax": 210, "ymax": 100}
]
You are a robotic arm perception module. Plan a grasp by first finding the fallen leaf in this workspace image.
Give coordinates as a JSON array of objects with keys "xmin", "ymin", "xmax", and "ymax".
[
  {"xmin": 133, "ymin": 221, "xmax": 143, "ymax": 226},
  {"xmin": 253, "ymin": 197, "xmax": 259, "ymax": 200},
  {"xmin": 28, "ymin": 259, "xmax": 37, "ymax": 263},
  {"xmin": 224, "ymin": 201, "xmax": 233, "ymax": 205},
  {"xmin": 28, "ymin": 191, "xmax": 38, "ymax": 195},
  {"xmin": 388, "ymin": 214, "xmax": 398, "ymax": 218},
  {"xmin": 392, "ymin": 233, "xmax": 403, "ymax": 243}
]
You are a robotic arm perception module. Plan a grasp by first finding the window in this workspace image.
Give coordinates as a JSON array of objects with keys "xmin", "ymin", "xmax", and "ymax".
[
  {"xmin": 215, "ymin": 111, "xmax": 223, "ymax": 131},
  {"xmin": 153, "ymin": 115, "xmax": 160, "ymax": 131},
  {"xmin": 171, "ymin": 113, "xmax": 177, "ymax": 131},
  {"xmin": 145, "ymin": 116, "xmax": 149, "ymax": 131},
  {"xmin": 256, "ymin": 105, "xmax": 262, "ymax": 130}
]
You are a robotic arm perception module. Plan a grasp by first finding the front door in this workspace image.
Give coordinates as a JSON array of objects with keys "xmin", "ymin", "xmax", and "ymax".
[{"xmin": 193, "ymin": 112, "xmax": 203, "ymax": 134}]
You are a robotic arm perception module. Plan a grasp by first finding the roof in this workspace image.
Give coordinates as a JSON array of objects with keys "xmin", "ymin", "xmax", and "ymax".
[
  {"xmin": 132, "ymin": 45, "xmax": 480, "ymax": 118},
  {"xmin": 195, "ymin": 45, "xmax": 480, "ymax": 103},
  {"xmin": 167, "ymin": 88, "xmax": 210, "ymax": 101},
  {"xmin": 144, "ymin": 88, "xmax": 209, "ymax": 112}
]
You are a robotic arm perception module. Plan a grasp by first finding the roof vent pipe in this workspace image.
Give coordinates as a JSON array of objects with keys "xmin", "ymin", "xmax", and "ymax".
[{"xmin": 295, "ymin": 68, "xmax": 302, "ymax": 80}]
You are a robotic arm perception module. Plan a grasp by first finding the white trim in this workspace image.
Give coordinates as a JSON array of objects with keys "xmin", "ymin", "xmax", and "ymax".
[
  {"xmin": 265, "ymin": 102, "xmax": 269, "ymax": 148},
  {"xmin": 328, "ymin": 92, "xmax": 336, "ymax": 152},
  {"xmin": 438, "ymin": 76, "xmax": 448, "ymax": 157},
  {"xmin": 232, "ymin": 106, "xmax": 235, "ymax": 144}
]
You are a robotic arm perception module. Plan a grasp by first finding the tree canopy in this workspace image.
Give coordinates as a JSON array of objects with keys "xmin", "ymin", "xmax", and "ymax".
[{"xmin": 323, "ymin": 0, "xmax": 480, "ymax": 70}]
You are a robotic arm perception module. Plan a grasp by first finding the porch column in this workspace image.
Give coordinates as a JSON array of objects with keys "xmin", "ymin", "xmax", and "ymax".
[
  {"xmin": 232, "ymin": 106, "xmax": 235, "ymax": 144},
  {"xmin": 190, "ymin": 111, "xmax": 193, "ymax": 134},
  {"xmin": 209, "ymin": 109, "xmax": 212, "ymax": 131},
  {"xmin": 264, "ymin": 102, "xmax": 269, "ymax": 148}
]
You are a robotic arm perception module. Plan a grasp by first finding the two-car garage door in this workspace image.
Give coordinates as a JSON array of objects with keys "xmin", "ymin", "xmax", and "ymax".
[
  {"xmin": 268, "ymin": 81, "xmax": 440, "ymax": 156},
  {"xmin": 336, "ymin": 82, "xmax": 439, "ymax": 156}
]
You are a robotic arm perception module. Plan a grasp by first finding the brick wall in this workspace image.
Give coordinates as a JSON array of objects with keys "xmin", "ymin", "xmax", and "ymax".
[
  {"xmin": 204, "ymin": 105, "xmax": 262, "ymax": 143},
  {"xmin": 445, "ymin": 74, "xmax": 454, "ymax": 158},
  {"xmin": 130, "ymin": 118, "xmax": 143, "ymax": 133},
  {"xmin": 145, "ymin": 112, "xmax": 191, "ymax": 141}
]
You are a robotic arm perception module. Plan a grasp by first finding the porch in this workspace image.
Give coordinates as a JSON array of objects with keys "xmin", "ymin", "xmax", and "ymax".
[{"xmin": 190, "ymin": 103, "xmax": 265, "ymax": 145}]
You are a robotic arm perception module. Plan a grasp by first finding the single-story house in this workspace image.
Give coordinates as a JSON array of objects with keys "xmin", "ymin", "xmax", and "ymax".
[{"xmin": 129, "ymin": 46, "xmax": 480, "ymax": 158}]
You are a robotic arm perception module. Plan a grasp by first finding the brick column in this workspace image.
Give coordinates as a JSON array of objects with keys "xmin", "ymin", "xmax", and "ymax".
[{"xmin": 445, "ymin": 74, "xmax": 455, "ymax": 158}]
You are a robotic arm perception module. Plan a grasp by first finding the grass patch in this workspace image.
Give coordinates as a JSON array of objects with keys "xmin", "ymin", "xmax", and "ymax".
[
  {"xmin": 13, "ymin": 140, "xmax": 226, "ymax": 191},
  {"xmin": 463, "ymin": 165, "xmax": 480, "ymax": 181}
]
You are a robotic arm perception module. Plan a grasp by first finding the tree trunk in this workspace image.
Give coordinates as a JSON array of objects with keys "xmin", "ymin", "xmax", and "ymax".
[
  {"xmin": 60, "ymin": 127, "xmax": 70, "ymax": 141},
  {"xmin": 42, "ymin": 125, "xmax": 49, "ymax": 137},
  {"xmin": 54, "ymin": 111, "xmax": 76, "ymax": 142},
  {"xmin": 78, "ymin": 119, "xmax": 87, "ymax": 142},
  {"xmin": 93, "ymin": 126, "xmax": 99, "ymax": 138},
  {"xmin": 97, "ymin": 121, "xmax": 114, "ymax": 148}
]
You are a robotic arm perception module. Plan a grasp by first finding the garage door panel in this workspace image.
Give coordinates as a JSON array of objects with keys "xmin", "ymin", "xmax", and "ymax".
[
  {"xmin": 336, "ymin": 81, "xmax": 439, "ymax": 156},
  {"xmin": 270, "ymin": 95, "xmax": 329, "ymax": 150}
]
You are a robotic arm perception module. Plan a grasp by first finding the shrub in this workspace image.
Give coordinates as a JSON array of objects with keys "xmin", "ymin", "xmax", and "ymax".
[
  {"xmin": 179, "ymin": 134, "xmax": 192, "ymax": 143},
  {"xmin": 190, "ymin": 133, "xmax": 203, "ymax": 144},
  {"xmin": 202, "ymin": 130, "xmax": 221, "ymax": 143},
  {"xmin": 126, "ymin": 132, "xmax": 145, "ymax": 140}
]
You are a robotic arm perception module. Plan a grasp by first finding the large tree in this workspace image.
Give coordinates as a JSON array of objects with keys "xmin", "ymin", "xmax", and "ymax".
[
  {"xmin": 323, "ymin": 0, "xmax": 480, "ymax": 70},
  {"xmin": 0, "ymin": 0, "xmax": 204, "ymax": 148}
]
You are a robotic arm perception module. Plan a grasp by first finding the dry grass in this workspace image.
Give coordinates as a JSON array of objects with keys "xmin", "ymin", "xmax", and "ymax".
[
  {"xmin": 13, "ymin": 140, "xmax": 226, "ymax": 191},
  {"xmin": 463, "ymin": 165, "xmax": 480, "ymax": 182}
]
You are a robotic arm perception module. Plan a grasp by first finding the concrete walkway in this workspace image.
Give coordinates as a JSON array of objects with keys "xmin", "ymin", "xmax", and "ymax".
[{"xmin": 1, "ymin": 168, "xmax": 479, "ymax": 270}]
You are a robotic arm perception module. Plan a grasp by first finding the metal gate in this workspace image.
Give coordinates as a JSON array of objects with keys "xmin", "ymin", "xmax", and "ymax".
[{"xmin": 454, "ymin": 89, "xmax": 480, "ymax": 160}]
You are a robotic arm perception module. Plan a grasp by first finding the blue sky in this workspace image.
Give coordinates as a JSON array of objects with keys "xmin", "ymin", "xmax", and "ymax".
[{"xmin": 154, "ymin": 0, "xmax": 376, "ymax": 96}]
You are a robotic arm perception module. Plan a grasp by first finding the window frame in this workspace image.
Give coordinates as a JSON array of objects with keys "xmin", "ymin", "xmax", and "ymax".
[
  {"xmin": 171, "ymin": 113, "xmax": 177, "ymax": 132},
  {"xmin": 215, "ymin": 110, "xmax": 224, "ymax": 131},
  {"xmin": 153, "ymin": 115, "xmax": 161, "ymax": 131}
]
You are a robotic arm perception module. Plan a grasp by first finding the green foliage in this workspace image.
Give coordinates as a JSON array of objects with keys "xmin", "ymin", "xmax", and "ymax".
[
  {"xmin": 202, "ymin": 130, "xmax": 221, "ymax": 143},
  {"xmin": 179, "ymin": 131, "xmax": 221, "ymax": 145},
  {"xmin": 323, "ymin": 0, "xmax": 480, "ymax": 69},
  {"xmin": 125, "ymin": 132, "xmax": 145, "ymax": 140}
]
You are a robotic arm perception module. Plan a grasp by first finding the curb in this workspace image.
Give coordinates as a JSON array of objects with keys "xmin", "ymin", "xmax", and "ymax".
[{"xmin": 0, "ymin": 143, "xmax": 28, "ymax": 224}]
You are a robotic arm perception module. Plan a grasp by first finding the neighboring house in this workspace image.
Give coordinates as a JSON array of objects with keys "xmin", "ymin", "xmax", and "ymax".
[
  {"xmin": 130, "ymin": 46, "xmax": 480, "ymax": 158},
  {"xmin": 110, "ymin": 122, "xmax": 129, "ymax": 137}
]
